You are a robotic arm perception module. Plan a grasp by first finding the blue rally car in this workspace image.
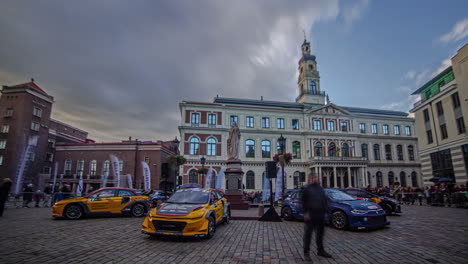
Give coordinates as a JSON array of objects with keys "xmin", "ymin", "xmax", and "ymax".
[{"xmin": 281, "ymin": 189, "xmax": 390, "ymax": 230}]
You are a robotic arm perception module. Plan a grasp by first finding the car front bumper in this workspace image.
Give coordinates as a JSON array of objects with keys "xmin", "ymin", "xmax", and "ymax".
[
  {"xmin": 141, "ymin": 215, "xmax": 209, "ymax": 237},
  {"xmin": 349, "ymin": 214, "xmax": 389, "ymax": 230}
]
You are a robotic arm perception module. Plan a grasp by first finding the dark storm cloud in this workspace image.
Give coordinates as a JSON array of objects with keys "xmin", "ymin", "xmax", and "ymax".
[{"xmin": 0, "ymin": 0, "xmax": 339, "ymax": 141}]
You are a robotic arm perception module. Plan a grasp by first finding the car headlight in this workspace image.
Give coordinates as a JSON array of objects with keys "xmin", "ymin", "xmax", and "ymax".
[{"xmin": 351, "ymin": 209, "xmax": 368, "ymax": 214}]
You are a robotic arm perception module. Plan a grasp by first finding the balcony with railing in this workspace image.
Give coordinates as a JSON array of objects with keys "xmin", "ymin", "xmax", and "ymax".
[{"xmin": 296, "ymin": 90, "xmax": 326, "ymax": 102}]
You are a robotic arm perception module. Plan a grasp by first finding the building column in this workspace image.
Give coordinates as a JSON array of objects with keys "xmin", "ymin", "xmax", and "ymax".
[
  {"xmin": 326, "ymin": 168, "xmax": 331, "ymax": 188},
  {"xmin": 333, "ymin": 166, "xmax": 337, "ymax": 188},
  {"xmin": 361, "ymin": 167, "xmax": 366, "ymax": 187},
  {"xmin": 318, "ymin": 166, "xmax": 322, "ymax": 186},
  {"xmin": 347, "ymin": 167, "xmax": 352, "ymax": 187}
]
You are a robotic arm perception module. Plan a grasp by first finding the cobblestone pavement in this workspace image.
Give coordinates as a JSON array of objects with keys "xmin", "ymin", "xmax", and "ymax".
[{"xmin": 0, "ymin": 205, "xmax": 467, "ymax": 264}]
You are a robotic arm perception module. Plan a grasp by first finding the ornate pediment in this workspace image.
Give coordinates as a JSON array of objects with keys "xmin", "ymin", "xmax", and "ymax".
[{"xmin": 307, "ymin": 104, "xmax": 351, "ymax": 116}]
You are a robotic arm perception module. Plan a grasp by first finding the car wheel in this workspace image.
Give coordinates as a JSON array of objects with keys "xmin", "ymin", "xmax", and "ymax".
[
  {"xmin": 281, "ymin": 206, "xmax": 293, "ymax": 221},
  {"xmin": 206, "ymin": 216, "xmax": 216, "ymax": 239},
  {"xmin": 64, "ymin": 204, "xmax": 83, "ymax": 220},
  {"xmin": 224, "ymin": 208, "xmax": 231, "ymax": 225},
  {"xmin": 131, "ymin": 203, "xmax": 146, "ymax": 217},
  {"xmin": 331, "ymin": 211, "xmax": 348, "ymax": 230},
  {"xmin": 380, "ymin": 203, "xmax": 393, "ymax": 216}
]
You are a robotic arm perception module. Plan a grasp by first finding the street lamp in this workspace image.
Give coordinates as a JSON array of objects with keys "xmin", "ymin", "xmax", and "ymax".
[
  {"xmin": 200, "ymin": 156, "xmax": 206, "ymax": 186},
  {"xmin": 172, "ymin": 137, "xmax": 180, "ymax": 191},
  {"xmin": 277, "ymin": 134, "xmax": 286, "ymax": 197}
]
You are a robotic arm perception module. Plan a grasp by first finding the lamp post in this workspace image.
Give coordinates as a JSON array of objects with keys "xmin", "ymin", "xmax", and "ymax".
[
  {"xmin": 278, "ymin": 134, "xmax": 286, "ymax": 197},
  {"xmin": 200, "ymin": 156, "xmax": 206, "ymax": 187},
  {"xmin": 172, "ymin": 137, "xmax": 180, "ymax": 192}
]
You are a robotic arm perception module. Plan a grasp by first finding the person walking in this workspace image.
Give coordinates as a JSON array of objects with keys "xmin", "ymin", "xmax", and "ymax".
[
  {"xmin": 0, "ymin": 178, "xmax": 13, "ymax": 217},
  {"xmin": 43, "ymin": 184, "xmax": 52, "ymax": 207},
  {"xmin": 302, "ymin": 174, "xmax": 332, "ymax": 261},
  {"xmin": 22, "ymin": 183, "xmax": 33, "ymax": 208}
]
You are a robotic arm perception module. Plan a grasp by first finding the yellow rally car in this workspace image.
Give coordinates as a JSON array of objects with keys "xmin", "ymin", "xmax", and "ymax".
[
  {"xmin": 142, "ymin": 188, "xmax": 230, "ymax": 238},
  {"xmin": 52, "ymin": 187, "xmax": 149, "ymax": 219}
]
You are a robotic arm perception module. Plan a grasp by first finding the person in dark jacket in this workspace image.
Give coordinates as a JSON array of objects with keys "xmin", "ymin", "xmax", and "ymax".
[
  {"xmin": 22, "ymin": 183, "xmax": 33, "ymax": 208},
  {"xmin": 0, "ymin": 178, "xmax": 13, "ymax": 217},
  {"xmin": 301, "ymin": 174, "xmax": 332, "ymax": 261}
]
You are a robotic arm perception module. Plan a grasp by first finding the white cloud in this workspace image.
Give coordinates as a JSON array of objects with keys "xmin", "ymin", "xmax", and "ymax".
[
  {"xmin": 404, "ymin": 70, "xmax": 416, "ymax": 80},
  {"xmin": 342, "ymin": 0, "xmax": 370, "ymax": 25},
  {"xmin": 432, "ymin": 58, "xmax": 452, "ymax": 77},
  {"xmin": 439, "ymin": 18, "xmax": 468, "ymax": 44}
]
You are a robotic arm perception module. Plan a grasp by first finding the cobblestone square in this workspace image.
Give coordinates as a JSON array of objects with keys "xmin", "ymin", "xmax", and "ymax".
[{"xmin": 1, "ymin": 205, "xmax": 467, "ymax": 263}]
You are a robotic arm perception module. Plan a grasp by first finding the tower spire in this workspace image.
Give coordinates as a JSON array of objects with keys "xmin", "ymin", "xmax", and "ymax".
[{"xmin": 303, "ymin": 29, "xmax": 307, "ymax": 41}]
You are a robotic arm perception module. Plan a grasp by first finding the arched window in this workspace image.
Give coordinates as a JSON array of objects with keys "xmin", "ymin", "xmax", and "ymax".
[
  {"xmin": 210, "ymin": 171, "xmax": 217, "ymax": 188},
  {"xmin": 310, "ymin": 81, "xmax": 316, "ymax": 94},
  {"xmin": 408, "ymin": 145, "xmax": 415, "ymax": 161},
  {"xmin": 342, "ymin": 143, "xmax": 350, "ymax": 157},
  {"xmin": 246, "ymin": 171, "xmax": 255, "ymax": 189},
  {"xmin": 293, "ymin": 171, "xmax": 300, "ymax": 189},
  {"xmin": 103, "ymin": 160, "xmax": 110, "ymax": 178},
  {"xmin": 64, "ymin": 160, "xmax": 72, "ymax": 175},
  {"xmin": 328, "ymin": 142, "xmax": 336, "ymax": 157},
  {"xmin": 90, "ymin": 160, "xmax": 97, "ymax": 176},
  {"xmin": 400, "ymin": 171, "xmax": 407, "ymax": 187},
  {"xmin": 367, "ymin": 172, "xmax": 371, "ymax": 187},
  {"xmin": 376, "ymin": 171, "xmax": 383, "ymax": 187},
  {"xmin": 189, "ymin": 169, "xmax": 198, "ymax": 184},
  {"xmin": 245, "ymin": 140, "xmax": 255, "ymax": 157},
  {"xmin": 388, "ymin": 171, "xmax": 394, "ymax": 186},
  {"xmin": 189, "ymin": 137, "xmax": 200, "ymax": 155},
  {"xmin": 411, "ymin": 172, "xmax": 418, "ymax": 187},
  {"xmin": 262, "ymin": 140, "xmax": 271, "ymax": 158},
  {"xmin": 361, "ymin": 144, "xmax": 368, "ymax": 159},
  {"xmin": 206, "ymin": 138, "xmax": 216, "ymax": 156},
  {"xmin": 373, "ymin": 144, "xmax": 381, "ymax": 160},
  {"xmin": 292, "ymin": 141, "xmax": 301, "ymax": 158},
  {"xmin": 77, "ymin": 160, "xmax": 84, "ymax": 177},
  {"xmin": 385, "ymin": 144, "xmax": 392, "ymax": 160},
  {"xmin": 397, "ymin": 145, "xmax": 403, "ymax": 160},
  {"xmin": 315, "ymin": 142, "xmax": 323, "ymax": 157}
]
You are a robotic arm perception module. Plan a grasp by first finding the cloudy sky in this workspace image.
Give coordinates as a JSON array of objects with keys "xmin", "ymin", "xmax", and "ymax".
[{"xmin": 1, "ymin": 0, "xmax": 467, "ymax": 142}]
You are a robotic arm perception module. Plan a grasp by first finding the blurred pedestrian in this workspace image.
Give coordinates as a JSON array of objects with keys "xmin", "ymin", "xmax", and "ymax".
[
  {"xmin": 22, "ymin": 183, "xmax": 33, "ymax": 208},
  {"xmin": 43, "ymin": 184, "xmax": 52, "ymax": 207},
  {"xmin": 0, "ymin": 178, "xmax": 13, "ymax": 217},
  {"xmin": 34, "ymin": 189, "xmax": 42, "ymax": 208},
  {"xmin": 302, "ymin": 174, "xmax": 332, "ymax": 261}
]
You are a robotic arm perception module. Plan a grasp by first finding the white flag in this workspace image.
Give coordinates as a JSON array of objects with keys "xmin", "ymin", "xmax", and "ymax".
[
  {"xmin": 141, "ymin": 161, "xmax": 151, "ymax": 190},
  {"xmin": 77, "ymin": 173, "xmax": 84, "ymax": 196},
  {"xmin": 109, "ymin": 154, "xmax": 121, "ymax": 188},
  {"xmin": 262, "ymin": 173, "xmax": 270, "ymax": 202},
  {"xmin": 205, "ymin": 168, "xmax": 215, "ymax": 189},
  {"xmin": 127, "ymin": 174, "xmax": 133, "ymax": 189},
  {"xmin": 275, "ymin": 168, "xmax": 284, "ymax": 201},
  {"xmin": 52, "ymin": 161, "xmax": 58, "ymax": 193},
  {"xmin": 215, "ymin": 169, "xmax": 224, "ymax": 189}
]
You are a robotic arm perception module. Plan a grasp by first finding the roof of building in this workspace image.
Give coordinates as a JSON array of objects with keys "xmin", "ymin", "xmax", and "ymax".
[
  {"xmin": 211, "ymin": 97, "xmax": 408, "ymax": 118},
  {"xmin": 299, "ymin": 54, "xmax": 316, "ymax": 63},
  {"xmin": 9, "ymin": 81, "xmax": 49, "ymax": 96},
  {"xmin": 411, "ymin": 66, "xmax": 453, "ymax": 95}
]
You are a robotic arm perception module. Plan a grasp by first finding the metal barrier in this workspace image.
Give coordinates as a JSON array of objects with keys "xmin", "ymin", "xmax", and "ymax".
[{"xmin": 3, "ymin": 192, "xmax": 91, "ymax": 209}]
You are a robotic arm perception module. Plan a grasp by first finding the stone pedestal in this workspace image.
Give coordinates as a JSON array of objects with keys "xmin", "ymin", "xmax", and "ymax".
[{"xmin": 224, "ymin": 159, "xmax": 249, "ymax": 210}]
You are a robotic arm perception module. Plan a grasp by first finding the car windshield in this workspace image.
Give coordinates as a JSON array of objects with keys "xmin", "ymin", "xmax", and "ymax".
[
  {"xmin": 166, "ymin": 189, "xmax": 209, "ymax": 204},
  {"xmin": 326, "ymin": 190, "xmax": 356, "ymax": 201}
]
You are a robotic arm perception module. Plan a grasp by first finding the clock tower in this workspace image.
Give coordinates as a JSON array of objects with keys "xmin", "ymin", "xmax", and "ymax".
[{"xmin": 296, "ymin": 37, "xmax": 325, "ymax": 105}]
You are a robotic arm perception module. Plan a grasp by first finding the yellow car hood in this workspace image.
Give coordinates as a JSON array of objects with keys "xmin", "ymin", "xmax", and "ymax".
[{"xmin": 156, "ymin": 203, "xmax": 204, "ymax": 217}]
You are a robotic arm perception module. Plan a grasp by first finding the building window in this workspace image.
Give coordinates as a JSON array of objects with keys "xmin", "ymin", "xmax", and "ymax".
[
  {"xmin": 452, "ymin": 92, "xmax": 461, "ymax": 109},
  {"xmin": 394, "ymin": 125, "xmax": 400, "ymax": 135},
  {"xmin": 373, "ymin": 144, "xmax": 381, "ymax": 160},
  {"xmin": 359, "ymin": 123, "xmax": 365, "ymax": 133},
  {"xmin": 440, "ymin": 124, "xmax": 448, "ymax": 139},
  {"xmin": 400, "ymin": 171, "xmax": 407, "ymax": 187},
  {"xmin": 89, "ymin": 160, "xmax": 97, "ymax": 176},
  {"xmin": 430, "ymin": 149, "xmax": 454, "ymax": 180},
  {"xmin": 206, "ymin": 138, "xmax": 216, "ymax": 156},
  {"xmin": 31, "ymin": 121, "xmax": 40, "ymax": 131},
  {"xmin": 77, "ymin": 160, "xmax": 84, "ymax": 176},
  {"xmin": 277, "ymin": 118, "xmax": 284, "ymax": 129},
  {"xmin": 189, "ymin": 169, "xmax": 198, "ymax": 184},
  {"xmin": 408, "ymin": 145, "xmax": 415, "ymax": 161},
  {"xmin": 328, "ymin": 142, "xmax": 336, "ymax": 157},
  {"xmin": 245, "ymin": 140, "xmax": 255, "ymax": 157},
  {"xmin": 385, "ymin": 144, "xmax": 392, "ymax": 160},
  {"xmin": 361, "ymin": 144, "xmax": 368, "ymax": 159},
  {"xmin": 27, "ymin": 152, "xmax": 35, "ymax": 161},
  {"xmin": 405, "ymin": 126, "xmax": 411, "ymax": 136},
  {"xmin": 208, "ymin": 114, "xmax": 216, "ymax": 127},
  {"xmin": 292, "ymin": 119, "xmax": 299, "ymax": 130},
  {"xmin": 293, "ymin": 171, "xmax": 300, "ymax": 189},
  {"xmin": 261, "ymin": 140, "xmax": 271, "ymax": 158},
  {"xmin": 4, "ymin": 108, "xmax": 13, "ymax": 117},
  {"xmin": 327, "ymin": 121, "xmax": 335, "ymax": 131},
  {"xmin": 423, "ymin": 109, "xmax": 430, "ymax": 122},
  {"xmin": 411, "ymin": 172, "xmax": 418, "ymax": 187},
  {"xmin": 456, "ymin": 117, "xmax": 466, "ymax": 134},
  {"xmin": 246, "ymin": 171, "xmax": 255, "ymax": 189},
  {"xmin": 119, "ymin": 160, "xmax": 123, "ymax": 173},
  {"xmin": 342, "ymin": 143, "xmax": 350, "ymax": 157},
  {"xmin": 42, "ymin": 167, "xmax": 50, "ymax": 174},
  {"xmin": 191, "ymin": 113, "xmax": 200, "ymax": 126},
  {"xmin": 103, "ymin": 160, "xmax": 110, "ymax": 178},
  {"xmin": 46, "ymin": 152, "xmax": 54, "ymax": 162},
  {"xmin": 376, "ymin": 171, "xmax": 383, "ymax": 187},
  {"xmin": 189, "ymin": 137, "xmax": 200, "ymax": 155},
  {"xmin": 388, "ymin": 171, "xmax": 395, "ymax": 186},
  {"xmin": 315, "ymin": 142, "xmax": 323, "ymax": 157},
  {"xmin": 310, "ymin": 81, "xmax": 317, "ymax": 94},
  {"xmin": 436, "ymin": 101, "xmax": 444, "ymax": 116},
  {"xmin": 144, "ymin": 157, "xmax": 150, "ymax": 164},
  {"xmin": 383, "ymin": 125, "xmax": 389, "ymax": 135},
  {"xmin": 1, "ymin": 125, "xmax": 9, "ymax": 133},
  {"xmin": 33, "ymin": 107, "xmax": 42, "ymax": 118},
  {"xmin": 292, "ymin": 141, "xmax": 301, "ymax": 158},
  {"xmin": 262, "ymin": 117, "xmax": 270, "ymax": 128},
  {"xmin": 246, "ymin": 116, "xmax": 254, "ymax": 128},
  {"xmin": 427, "ymin": 130, "xmax": 433, "ymax": 144},
  {"xmin": 0, "ymin": 140, "xmax": 6, "ymax": 149},
  {"xmin": 48, "ymin": 139, "xmax": 56, "ymax": 148},
  {"xmin": 230, "ymin": 115, "xmax": 238, "ymax": 125},
  {"xmin": 64, "ymin": 160, "xmax": 72, "ymax": 176},
  {"xmin": 397, "ymin": 145, "xmax": 403, "ymax": 160},
  {"xmin": 314, "ymin": 120, "xmax": 321, "ymax": 130},
  {"xmin": 371, "ymin": 124, "xmax": 377, "ymax": 134}
]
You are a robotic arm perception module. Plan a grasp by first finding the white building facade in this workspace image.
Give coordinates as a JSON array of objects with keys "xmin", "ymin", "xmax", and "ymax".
[{"xmin": 178, "ymin": 39, "xmax": 421, "ymax": 191}]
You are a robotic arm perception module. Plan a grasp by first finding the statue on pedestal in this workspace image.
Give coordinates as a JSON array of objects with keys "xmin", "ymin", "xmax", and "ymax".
[{"xmin": 227, "ymin": 122, "xmax": 241, "ymax": 161}]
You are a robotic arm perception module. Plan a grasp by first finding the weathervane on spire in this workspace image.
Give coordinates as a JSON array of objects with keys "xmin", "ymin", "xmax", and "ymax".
[{"xmin": 303, "ymin": 29, "xmax": 307, "ymax": 41}]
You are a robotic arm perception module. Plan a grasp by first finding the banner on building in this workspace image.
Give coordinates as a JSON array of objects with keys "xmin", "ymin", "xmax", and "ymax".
[
  {"xmin": 102, "ymin": 164, "xmax": 108, "ymax": 188},
  {"xmin": 109, "ymin": 154, "xmax": 121, "ymax": 188},
  {"xmin": 52, "ymin": 161, "xmax": 59, "ymax": 193},
  {"xmin": 262, "ymin": 172, "xmax": 270, "ymax": 202},
  {"xmin": 141, "ymin": 161, "xmax": 151, "ymax": 190},
  {"xmin": 127, "ymin": 174, "xmax": 133, "ymax": 189},
  {"xmin": 215, "ymin": 169, "xmax": 224, "ymax": 189},
  {"xmin": 204, "ymin": 168, "xmax": 215, "ymax": 189},
  {"xmin": 274, "ymin": 168, "xmax": 284, "ymax": 201},
  {"xmin": 77, "ymin": 173, "xmax": 84, "ymax": 196}
]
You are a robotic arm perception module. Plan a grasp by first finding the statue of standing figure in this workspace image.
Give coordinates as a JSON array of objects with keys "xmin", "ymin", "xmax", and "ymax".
[{"xmin": 227, "ymin": 122, "xmax": 241, "ymax": 160}]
